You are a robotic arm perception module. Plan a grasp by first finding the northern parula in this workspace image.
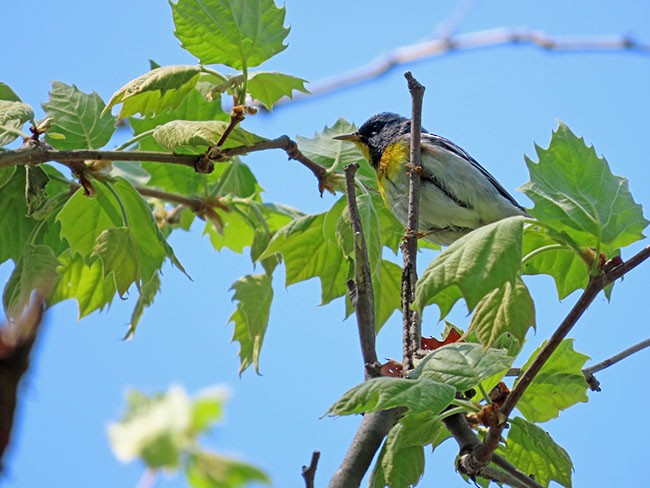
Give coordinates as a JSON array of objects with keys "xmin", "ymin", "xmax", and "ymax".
[{"xmin": 335, "ymin": 112, "xmax": 527, "ymax": 245}]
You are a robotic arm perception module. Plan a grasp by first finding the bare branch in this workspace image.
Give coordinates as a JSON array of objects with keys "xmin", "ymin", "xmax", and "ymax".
[
  {"xmin": 270, "ymin": 29, "xmax": 649, "ymax": 108},
  {"xmin": 302, "ymin": 451, "xmax": 320, "ymax": 488},
  {"xmin": 401, "ymin": 72, "xmax": 425, "ymax": 371},
  {"xmin": 343, "ymin": 163, "xmax": 379, "ymax": 378}
]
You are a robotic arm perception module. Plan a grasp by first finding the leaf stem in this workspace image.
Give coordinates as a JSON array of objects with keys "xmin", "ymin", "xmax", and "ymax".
[
  {"xmin": 113, "ymin": 129, "xmax": 156, "ymax": 151},
  {"xmin": 103, "ymin": 180, "xmax": 129, "ymax": 227}
]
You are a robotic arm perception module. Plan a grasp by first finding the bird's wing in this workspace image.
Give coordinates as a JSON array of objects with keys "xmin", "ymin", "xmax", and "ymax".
[{"xmin": 420, "ymin": 133, "xmax": 525, "ymax": 211}]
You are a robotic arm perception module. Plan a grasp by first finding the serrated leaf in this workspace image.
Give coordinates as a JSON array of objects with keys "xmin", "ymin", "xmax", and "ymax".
[
  {"xmin": 153, "ymin": 120, "xmax": 264, "ymax": 152},
  {"xmin": 105, "ymin": 65, "xmax": 203, "ymax": 118},
  {"xmin": 503, "ymin": 417, "xmax": 573, "ymax": 487},
  {"xmin": 326, "ymin": 377, "xmax": 455, "ymax": 416},
  {"xmin": 0, "ymin": 100, "xmax": 33, "ymax": 146},
  {"xmin": 521, "ymin": 225, "xmax": 590, "ymax": 299},
  {"xmin": 260, "ymin": 212, "xmax": 350, "ymax": 304},
  {"xmin": 409, "ymin": 343, "xmax": 512, "ymax": 391},
  {"xmin": 247, "ymin": 71, "xmax": 308, "ymax": 109},
  {"xmin": 205, "ymin": 207, "xmax": 256, "ymax": 253},
  {"xmin": 297, "ymin": 118, "xmax": 377, "ymax": 188},
  {"xmin": 125, "ymin": 272, "xmax": 161, "ymax": 339},
  {"xmin": 520, "ymin": 123, "xmax": 648, "ymax": 255},
  {"xmin": 469, "ymin": 277, "xmax": 535, "ymax": 348},
  {"xmin": 210, "ymin": 159, "xmax": 262, "ymax": 198},
  {"xmin": 228, "ymin": 273, "xmax": 273, "ymax": 375},
  {"xmin": 0, "ymin": 82, "xmax": 21, "ymax": 102},
  {"xmin": 91, "ymin": 227, "xmax": 140, "ymax": 296},
  {"xmin": 42, "ymin": 81, "xmax": 115, "ymax": 149},
  {"xmin": 516, "ymin": 339, "xmax": 589, "ymax": 422},
  {"xmin": 414, "ymin": 216, "xmax": 524, "ymax": 317},
  {"xmin": 50, "ymin": 250, "xmax": 116, "ymax": 318},
  {"xmin": 0, "ymin": 167, "xmax": 38, "ymax": 264},
  {"xmin": 187, "ymin": 450, "xmax": 270, "ymax": 488},
  {"xmin": 171, "ymin": 0, "xmax": 289, "ymax": 69},
  {"xmin": 3, "ymin": 244, "xmax": 60, "ymax": 319}
]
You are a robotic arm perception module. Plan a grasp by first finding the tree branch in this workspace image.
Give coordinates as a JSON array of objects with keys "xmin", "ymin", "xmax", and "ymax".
[
  {"xmin": 328, "ymin": 409, "xmax": 402, "ymax": 488},
  {"xmin": 0, "ymin": 136, "xmax": 330, "ymax": 194},
  {"xmin": 302, "ymin": 451, "xmax": 320, "ymax": 488},
  {"xmin": 343, "ymin": 163, "xmax": 380, "ymax": 379},
  {"xmin": 400, "ymin": 72, "xmax": 425, "ymax": 371},
  {"xmin": 0, "ymin": 293, "xmax": 45, "ymax": 466},
  {"xmin": 270, "ymin": 28, "xmax": 649, "ymax": 108},
  {"xmin": 471, "ymin": 244, "xmax": 650, "ymax": 468}
]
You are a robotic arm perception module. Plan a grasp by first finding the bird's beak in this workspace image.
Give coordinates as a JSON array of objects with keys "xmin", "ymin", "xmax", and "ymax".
[{"xmin": 333, "ymin": 133, "xmax": 361, "ymax": 142}]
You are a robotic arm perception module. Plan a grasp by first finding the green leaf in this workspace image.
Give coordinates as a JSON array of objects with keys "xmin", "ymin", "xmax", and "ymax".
[
  {"xmin": 520, "ymin": 123, "xmax": 648, "ymax": 255},
  {"xmin": 105, "ymin": 65, "xmax": 203, "ymax": 118},
  {"xmin": 516, "ymin": 339, "xmax": 589, "ymax": 422},
  {"xmin": 326, "ymin": 377, "xmax": 455, "ymax": 416},
  {"xmin": 153, "ymin": 120, "xmax": 264, "ymax": 152},
  {"xmin": 187, "ymin": 451, "xmax": 270, "ymax": 488},
  {"xmin": 109, "ymin": 386, "xmax": 193, "ymax": 468},
  {"xmin": 260, "ymin": 212, "xmax": 350, "ymax": 305},
  {"xmin": 521, "ymin": 225, "xmax": 589, "ymax": 299},
  {"xmin": 414, "ymin": 216, "xmax": 524, "ymax": 317},
  {"xmin": 469, "ymin": 277, "xmax": 535, "ymax": 348},
  {"xmin": 25, "ymin": 166, "xmax": 50, "ymax": 217},
  {"xmin": 210, "ymin": 159, "xmax": 262, "ymax": 198},
  {"xmin": 297, "ymin": 118, "xmax": 377, "ymax": 189},
  {"xmin": 171, "ymin": 0, "xmax": 289, "ymax": 69},
  {"xmin": 0, "ymin": 167, "xmax": 38, "ymax": 264},
  {"xmin": 191, "ymin": 389, "xmax": 227, "ymax": 434},
  {"xmin": 50, "ymin": 250, "xmax": 117, "ymax": 318},
  {"xmin": 228, "ymin": 273, "xmax": 273, "ymax": 374},
  {"xmin": 0, "ymin": 82, "xmax": 21, "ymax": 102},
  {"xmin": 42, "ymin": 81, "xmax": 115, "ymax": 149},
  {"xmin": 125, "ymin": 272, "xmax": 161, "ymax": 339},
  {"xmin": 3, "ymin": 244, "xmax": 60, "ymax": 319},
  {"xmin": 91, "ymin": 227, "xmax": 140, "ymax": 296},
  {"xmin": 131, "ymin": 83, "xmax": 228, "ymax": 150},
  {"xmin": 409, "ymin": 343, "xmax": 512, "ymax": 392},
  {"xmin": 247, "ymin": 71, "xmax": 308, "ymax": 109},
  {"xmin": 0, "ymin": 100, "xmax": 33, "ymax": 146},
  {"xmin": 374, "ymin": 259, "xmax": 402, "ymax": 331},
  {"xmin": 503, "ymin": 417, "xmax": 573, "ymax": 487},
  {"xmin": 370, "ymin": 444, "xmax": 424, "ymax": 488},
  {"xmin": 205, "ymin": 207, "xmax": 256, "ymax": 253}
]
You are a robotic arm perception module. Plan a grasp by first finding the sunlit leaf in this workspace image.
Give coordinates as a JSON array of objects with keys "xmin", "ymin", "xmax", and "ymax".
[
  {"xmin": 171, "ymin": 0, "xmax": 289, "ymax": 69},
  {"xmin": 414, "ymin": 216, "xmax": 524, "ymax": 317},
  {"xmin": 502, "ymin": 417, "xmax": 573, "ymax": 487},
  {"xmin": 516, "ymin": 339, "xmax": 589, "ymax": 422},
  {"xmin": 42, "ymin": 81, "xmax": 115, "ymax": 149},
  {"xmin": 91, "ymin": 227, "xmax": 140, "ymax": 296},
  {"xmin": 521, "ymin": 123, "xmax": 648, "ymax": 255},
  {"xmin": 326, "ymin": 377, "xmax": 455, "ymax": 416},
  {"xmin": 152, "ymin": 120, "xmax": 264, "ymax": 152},
  {"xmin": 0, "ymin": 168, "xmax": 38, "ymax": 264},
  {"xmin": 187, "ymin": 450, "xmax": 270, "ymax": 488},
  {"xmin": 0, "ymin": 99, "xmax": 33, "ymax": 146},
  {"xmin": 228, "ymin": 273, "xmax": 273, "ymax": 374},
  {"xmin": 247, "ymin": 71, "xmax": 308, "ymax": 109},
  {"xmin": 409, "ymin": 343, "xmax": 512, "ymax": 392},
  {"xmin": 469, "ymin": 277, "xmax": 535, "ymax": 348},
  {"xmin": 105, "ymin": 65, "xmax": 204, "ymax": 118}
]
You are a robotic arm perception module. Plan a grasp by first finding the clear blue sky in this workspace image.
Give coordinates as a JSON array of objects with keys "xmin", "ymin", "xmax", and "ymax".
[{"xmin": 2, "ymin": 1, "xmax": 649, "ymax": 487}]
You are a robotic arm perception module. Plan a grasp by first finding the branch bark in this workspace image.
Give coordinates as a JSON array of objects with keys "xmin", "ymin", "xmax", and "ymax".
[
  {"xmin": 401, "ymin": 71, "xmax": 425, "ymax": 371},
  {"xmin": 469, "ymin": 245, "xmax": 650, "ymax": 469},
  {"xmin": 302, "ymin": 451, "xmax": 320, "ymax": 488}
]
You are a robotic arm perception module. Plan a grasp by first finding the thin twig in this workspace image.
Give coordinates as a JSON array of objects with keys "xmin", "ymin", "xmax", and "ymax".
[
  {"xmin": 400, "ymin": 72, "xmax": 425, "ymax": 371},
  {"xmin": 471, "ymin": 245, "xmax": 650, "ymax": 468},
  {"xmin": 269, "ymin": 29, "xmax": 649, "ymax": 108},
  {"xmin": 302, "ymin": 451, "xmax": 320, "ymax": 488},
  {"xmin": 492, "ymin": 454, "xmax": 543, "ymax": 488},
  {"xmin": 343, "ymin": 163, "xmax": 379, "ymax": 378},
  {"xmin": 506, "ymin": 337, "xmax": 650, "ymax": 391}
]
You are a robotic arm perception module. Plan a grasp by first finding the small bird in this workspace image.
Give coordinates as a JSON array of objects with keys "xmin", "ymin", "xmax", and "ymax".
[{"xmin": 334, "ymin": 112, "xmax": 527, "ymax": 245}]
